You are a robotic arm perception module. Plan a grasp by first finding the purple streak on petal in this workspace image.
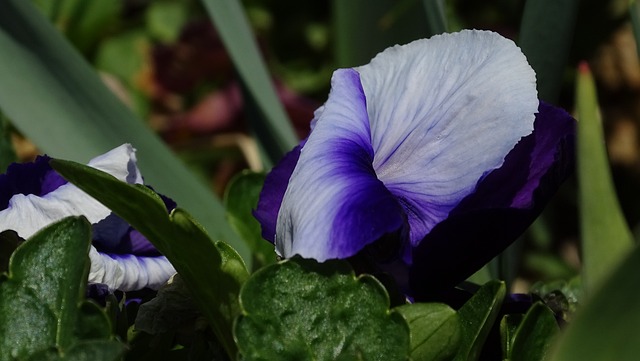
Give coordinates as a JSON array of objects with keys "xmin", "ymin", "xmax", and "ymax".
[
  {"xmin": 0, "ymin": 156, "xmax": 66, "ymax": 210},
  {"xmin": 409, "ymin": 102, "xmax": 576, "ymax": 298},
  {"xmin": 276, "ymin": 69, "xmax": 406, "ymax": 260},
  {"xmin": 327, "ymin": 139, "xmax": 406, "ymax": 258},
  {"xmin": 254, "ymin": 144, "xmax": 302, "ymax": 243}
]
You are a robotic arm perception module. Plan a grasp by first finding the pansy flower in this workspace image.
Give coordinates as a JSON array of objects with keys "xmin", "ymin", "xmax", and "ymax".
[
  {"xmin": 254, "ymin": 30, "xmax": 575, "ymax": 298},
  {"xmin": 0, "ymin": 144, "xmax": 176, "ymax": 291}
]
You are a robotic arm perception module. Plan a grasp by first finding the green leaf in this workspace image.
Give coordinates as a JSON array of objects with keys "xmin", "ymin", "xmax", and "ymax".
[
  {"xmin": 500, "ymin": 314, "xmax": 523, "ymax": 359},
  {"xmin": 519, "ymin": 0, "xmax": 579, "ymax": 103},
  {"xmin": 576, "ymin": 63, "xmax": 634, "ymax": 292},
  {"xmin": 509, "ymin": 303, "xmax": 559, "ymax": 361},
  {"xmin": 234, "ymin": 257, "xmax": 410, "ymax": 361},
  {"xmin": 333, "ymin": 0, "xmax": 428, "ymax": 68},
  {"xmin": 421, "ymin": 0, "xmax": 447, "ymax": 36},
  {"xmin": 75, "ymin": 302, "xmax": 113, "ymax": 341},
  {"xmin": 549, "ymin": 244, "xmax": 640, "ymax": 361},
  {"xmin": 395, "ymin": 302, "xmax": 460, "ymax": 361},
  {"xmin": 0, "ymin": 0, "xmax": 249, "ymax": 262},
  {"xmin": 26, "ymin": 340, "xmax": 124, "ymax": 361},
  {"xmin": 199, "ymin": 0, "xmax": 298, "ymax": 164},
  {"xmin": 223, "ymin": 171, "xmax": 276, "ymax": 270},
  {"xmin": 135, "ymin": 274, "xmax": 199, "ymax": 335},
  {"xmin": 0, "ymin": 217, "xmax": 124, "ymax": 360},
  {"xmin": 50, "ymin": 159, "xmax": 249, "ymax": 358},
  {"xmin": 454, "ymin": 281, "xmax": 506, "ymax": 361}
]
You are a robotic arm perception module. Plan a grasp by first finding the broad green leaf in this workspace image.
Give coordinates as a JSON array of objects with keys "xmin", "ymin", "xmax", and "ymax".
[
  {"xmin": 454, "ymin": 281, "xmax": 506, "ymax": 361},
  {"xmin": 26, "ymin": 340, "xmax": 124, "ymax": 361},
  {"xmin": 0, "ymin": 217, "xmax": 123, "ymax": 360},
  {"xmin": 421, "ymin": 0, "xmax": 447, "ymax": 36},
  {"xmin": 549, "ymin": 244, "xmax": 640, "ymax": 361},
  {"xmin": 51, "ymin": 159, "xmax": 249, "ymax": 358},
  {"xmin": 234, "ymin": 257, "xmax": 410, "ymax": 361},
  {"xmin": 0, "ymin": 0, "xmax": 249, "ymax": 262},
  {"xmin": 223, "ymin": 171, "xmax": 276, "ymax": 270},
  {"xmin": 510, "ymin": 303, "xmax": 559, "ymax": 361},
  {"xmin": 519, "ymin": 0, "xmax": 579, "ymax": 103},
  {"xmin": 333, "ymin": 0, "xmax": 429, "ymax": 68},
  {"xmin": 395, "ymin": 302, "xmax": 460, "ymax": 361},
  {"xmin": 576, "ymin": 63, "xmax": 633, "ymax": 292},
  {"xmin": 199, "ymin": 0, "xmax": 298, "ymax": 164}
]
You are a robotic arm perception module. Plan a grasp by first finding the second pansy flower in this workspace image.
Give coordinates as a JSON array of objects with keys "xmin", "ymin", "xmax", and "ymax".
[{"xmin": 255, "ymin": 30, "xmax": 575, "ymax": 295}]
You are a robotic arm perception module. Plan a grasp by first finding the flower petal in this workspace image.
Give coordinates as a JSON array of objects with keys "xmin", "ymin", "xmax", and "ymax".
[
  {"xmin": 254, "ymin": 144, "xmax": 302, "ymax": 243},
  {"xmin": 357, "ymin": 30, "xmax": 538, "ymax": 245},
  {"xmin": 275, "ymin": 69, "xmax": 405, "ymax": 260},
  {"xmin": 409, "ymin": 103, "xmax": 576, "ymax": 298},
  {"xmin": 88, "ymin": 246, "xmax": 176, "ymax": 291},
  {"xmin": 0, "ymin": 144, "xmax": 142, "ymax": 239}
]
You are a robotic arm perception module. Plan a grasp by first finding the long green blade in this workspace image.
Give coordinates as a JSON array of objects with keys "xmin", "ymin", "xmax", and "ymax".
[
  {"xmin": 199, "ymin": 0, "xmax": 298, "ymax": 164},
  {"xmin": 333, "ymin": 0, "xmax": 429, "ymax": 68},
  {"xmin": 422, "ymin": 0, "xmax": 448, "ymax": 36},
  {"xmin": 519, "ymin": 0, "xmax": 579, "ymax": 103},
  {"xmin": 0, "ymin": 0, "xmax": 248, "ymax": 261},
  {"xmin": 550, "ymin": 244, "xmax": 640, "ymax": 361},
  {"xmin": 576, "ymin": 63, "xmax": 633, "ymax": 292}
]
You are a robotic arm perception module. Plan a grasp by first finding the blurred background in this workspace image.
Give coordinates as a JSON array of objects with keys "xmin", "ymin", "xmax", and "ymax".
[{"xmin": 3, "ymin": 0, "xmax": 640, "ymax": 292}]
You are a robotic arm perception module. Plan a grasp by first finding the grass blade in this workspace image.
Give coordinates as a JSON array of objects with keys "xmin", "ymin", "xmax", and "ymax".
[
  {"xmin": 549, "ymin": 244, "xmax": 640, "ymax": 361},
  {"xmin": 576, "ymin": 63, "xmax": 633, "ymax": 292},
  {"xmin": 422, "ymin": 0, "xmax": 448, "ymax": 36},
  {"xmin": 333, "ymin": 0, "xmax": 428, "ymax": 68},
  {"xmin": 519, "ymin": 0, "xmax": 579, "ymax": 103},
  {"xmin": 199, "ymin": 0, "xmax": 298, "ymax": 164}
]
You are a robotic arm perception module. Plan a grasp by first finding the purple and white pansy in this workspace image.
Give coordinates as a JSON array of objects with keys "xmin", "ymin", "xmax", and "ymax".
[
  {"xmin": 254, "ymin": 30, "xmax": 575, "ymax": 297},
  {"xmin": 0, "ymin": 144, "xmax": 176, "ymax": 291}
]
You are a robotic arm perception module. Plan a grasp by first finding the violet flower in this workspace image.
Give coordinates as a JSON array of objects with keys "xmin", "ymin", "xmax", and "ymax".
[
  {"xmin": 254, "ymin": 30, "xmax": 575, "ymax": 297},
  {"xmin": 0, "ymin": 144, "xmax": 176, "ymax": 291}
]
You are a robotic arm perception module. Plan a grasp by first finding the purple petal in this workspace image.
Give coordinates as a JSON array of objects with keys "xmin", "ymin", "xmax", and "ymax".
[
  {"xmin": 409, "ymin": 103, "xmax": 576, "ymax": 298},
  {"xmin": 92, "ymin": 214, "xmax": 161, "ymax": 256},
  {"xmin": 274, "ymin": 69, "xmax": 406, "ymax": 260},
  {"xmin": 254, "ymin": 144, "xmax": 302, "ymax": 243},
  {"xmin": 0, "ymin": 155, "xmax": 67, "ymax": 210}
]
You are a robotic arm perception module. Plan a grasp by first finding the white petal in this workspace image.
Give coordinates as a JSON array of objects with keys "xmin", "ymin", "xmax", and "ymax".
[
  {"xmin": 356, "ymin": 30, "xmax": 538, "ymax": 244},
  {"xmin": 0, "ymin": 143, "xmax": 142, "ymax": 239},
  {"xmin": 88, "ymin": 143, "xmax": 143, "ymax": 184},
  {"xmin": 88, "ymin": 246, "xmax": 176, "ymax": 291}
]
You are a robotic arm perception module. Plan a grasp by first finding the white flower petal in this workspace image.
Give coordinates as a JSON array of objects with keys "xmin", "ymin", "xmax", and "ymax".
[
  {"xmin": 88, "ymin": 246, "xmax": 176, "ymax": 291},
  {"xmin": 356, "ymin": 30, "xmax": 538, "ymax": 244}
]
